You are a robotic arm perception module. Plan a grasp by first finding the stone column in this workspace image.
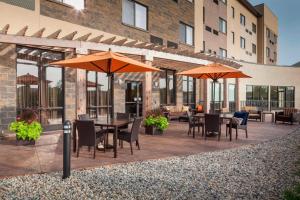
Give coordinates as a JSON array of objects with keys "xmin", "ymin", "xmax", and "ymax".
[
  {"xmin": 203, "ymin": 79, "xmax": 209, "ymax": 113},
  {"xmin": 64, "ymin": 51, "xmax": 76, "ymax": 121},
  {"xmin": 75, "ymin": 49, "xmax": 87, "ymax": 117},
  {"xmin": 223, "ymin": 79, "xmax": 228, "ymax": 109},
  {"xmin": 0, "ymin": 44, "xmax": 17, "ymax": 131},
  {"xmin": 143, "ymin": 59, "xmax": 153, "ymax": 117},
  {"xmin": 176, "ymin": 75, "xmax": 183, "ymax": 108},
  {"xmin": 235, "ymin": 78, "xmax": 240, "ymax": 111}
]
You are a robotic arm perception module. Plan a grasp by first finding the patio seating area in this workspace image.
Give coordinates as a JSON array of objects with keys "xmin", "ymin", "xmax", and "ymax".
[{"xmin": 0, "ymin": 117, "xmax": 299, "ymax": 178}]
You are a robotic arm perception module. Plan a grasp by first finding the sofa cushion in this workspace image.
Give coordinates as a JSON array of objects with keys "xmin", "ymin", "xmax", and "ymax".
[
  {"xmin": 182, "ymin": 106, "xmax": 189, "ymax": 112},
  {"xmin": 242, "ymin": 106, "xmax": 258, "ymax": 112}
]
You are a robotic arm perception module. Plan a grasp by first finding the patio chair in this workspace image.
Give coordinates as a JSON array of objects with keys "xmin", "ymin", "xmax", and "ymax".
[
  {"xmin": 275, "ymin": 108, "xmax": 298, "ymax": 125},
  {"xmin": 187, "ymin": 111, "xmax": 204, "ymax": 137},
  {"xmin": 118, "ymin": 117, "xmax": 143, "ymax": 155},
  {"xmin": 204, "ymin": 114, "xmax": 221, "ymax": 141},
  {"xmin": 75, "ymin": 120, "xmax": 107, "ymax": 159},
  {"xmin": 226, "ymin": 111, "xmax": 249, "ymax": 139}
]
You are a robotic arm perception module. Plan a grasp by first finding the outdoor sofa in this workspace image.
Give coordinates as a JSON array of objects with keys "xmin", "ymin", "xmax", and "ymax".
[
  {"xmin": 162, "ymin": 105, "xmax": 190, "ymax": 121},
  {"xmin": 241, "ymin": 106, "xmax": 262, "ymax": 122},
  {"xmin": 275, "ymin": 108, "xmax": 298, "ymax": 125}
]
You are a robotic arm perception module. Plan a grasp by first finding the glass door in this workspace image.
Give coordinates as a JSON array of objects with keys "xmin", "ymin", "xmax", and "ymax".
[{"xmin": 125, "ymin": 81, "xmax": 143, "ymax": 117}]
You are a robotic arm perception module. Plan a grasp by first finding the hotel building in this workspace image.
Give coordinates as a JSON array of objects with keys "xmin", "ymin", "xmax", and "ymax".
[{"xmin": 0, "ymin": 0, "xmax": 298, "ymax": 131}]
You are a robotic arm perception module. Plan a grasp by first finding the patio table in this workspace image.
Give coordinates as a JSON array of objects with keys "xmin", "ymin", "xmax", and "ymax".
[
  {"xmin": 193, "ymin": 113, "xmax": 234, "ymax": 141},
  {"xmin": 94, "ymin": 119, "xmax": 132, "ymax": 158},
  {"xmin": 72, "ymin": 119, "xmax": 132, "ymax": 158}
]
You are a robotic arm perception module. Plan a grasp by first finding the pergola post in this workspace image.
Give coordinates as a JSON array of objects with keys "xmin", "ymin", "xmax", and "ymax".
[{"xmin": 143, "ymin": 55, "xmax": 153, "ymax": 117}]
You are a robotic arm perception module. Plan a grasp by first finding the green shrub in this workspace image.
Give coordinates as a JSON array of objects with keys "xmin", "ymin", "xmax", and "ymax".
[
  {"xmin": 9, "ymin": 121, "xmax": 42, "ymax": 141},
  {"xmin": 144, "ymin": 115, "xmax": 169, "ymax": 131}
]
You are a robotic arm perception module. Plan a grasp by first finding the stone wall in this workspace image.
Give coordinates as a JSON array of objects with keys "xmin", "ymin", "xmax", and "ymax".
[
  {"xmin": 40, "ymin": 0, "xmax": 194, "ymax": 50},
  {"xmin": 64, "ymin": 52, "xmax": 76, "ymax": 121},
  {"xmin": 0, "ymin": 44, "xmax": 16, "ymax": 131}
]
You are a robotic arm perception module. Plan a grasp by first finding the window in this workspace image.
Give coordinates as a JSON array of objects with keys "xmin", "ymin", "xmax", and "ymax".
[
  {"xmin": 240, "ymin": 14, "xmax": 246, "ymax": 26},
  {"xmin": 252, "ymin": 43, "xmax": 256, "ymax": 54},
  {"xmin": 213, "ymin": 0, "xmax": 219, "ymax": 5},
  {"xmin": 266, "ymin": 28, "xmax": 270, "ymax": 38},
  {"xmin": 231, "ymin": 6, "xmax": 235, "ymax": 18},
  {"xmin": 271, "ymin": 86, "xmax": 295, "ymax": 109},
  {"xmin": 150, "ymin": 35, "xmax": 163, "ymax": 45},
  {"xmin": 219, "ymin": 18, "xmax": 227, "ymax": 34},
  {"xmin": 274, "ymin": 34, "xmax": 278, "ymax": 44},
  {"xmin": 252, "ymin": 23, "xmax": 256, "ymax": 34},
  {"xmin": 220, "ymin": 0, "xmax": 227, "ymax": 4},
  {"xmin": 205, "ymin": 26, "xmax": 212, "ymax": 32},
  {"xmin": 187, "ymin": 0, "xmax": 193, "ymax": 2},
  {"xmin": 183, "ymin": 76, "xmax": 196, "ymax": 108},
  {"xmin": 16, "ymin": 46, "xmax": 64, "ymax": 130},
  {"xmin": 246, "ymin": 85, "xmax": 269, "ymax": 109},
  {"xmin": 86, "ymin": 71, "xmax": 111, "ymax": 119},
  {"xmin": 56, "ymin": 0, "xmax": 84, "ymax": 9},
  {"xmin": 122, "ymin": 0, "xmax": 148, "ymax": 30},
  {"xmin": 219, "ymin": 48, "xmax": 227, "ymax": 58},
  {"xmin": 231, "ymin": 31, "xmax": 235, "ymax": 44},
  {"xmin": 160, "ymin": 69, "xmax": 176, "ymax": 105},
  {"xmin": 203, "ymin": 41, "xmax": 205, "ymax": 52},
  {"xmin": 211, "ymin": 82, "xmax": 224, "ymax": 109},
  {"xmin": 213, "ymin": 29, "xmax": 219, "ymax": 35},
  {"xmin": 180, "ymin": 22, "xmax": 194, "ymax": 46},
  {"xmin": 203, "ymin": 7, "xmax": 205, "ymax": 23},
  {"xmin": 167, "ymin": 41, "xmax": 178, "ymax": 49},
  {"xmin": 240, "ymin": 37, "xmax": 246, "ymax": 49},
  {"xmin": 266, "ymin": 47, "xmax": 270, "ymax": 57}
]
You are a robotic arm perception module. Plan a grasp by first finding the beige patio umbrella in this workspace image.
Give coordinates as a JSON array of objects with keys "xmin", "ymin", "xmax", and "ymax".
[
  {"xmin": 177, "ymin": 63, "xmax": 251, "ymax": 113},
  {"xmin": 51, "ymin": 49, "xmax": 160, "ymax": 119}
]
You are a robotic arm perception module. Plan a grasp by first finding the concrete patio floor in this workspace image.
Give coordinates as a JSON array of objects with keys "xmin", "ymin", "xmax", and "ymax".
[{"xmin": 0, "ymin": 119, "xmax": 299, "ymax": 178}]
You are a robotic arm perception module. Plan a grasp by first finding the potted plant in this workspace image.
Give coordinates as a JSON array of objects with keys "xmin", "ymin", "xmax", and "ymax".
[
  {"xmin": 9, "ymin": 109, "xmax": 42, "ymax": 146},
  {"xmin": 144, "ymin": 109, "xmax": 169, "ymax": 135}
]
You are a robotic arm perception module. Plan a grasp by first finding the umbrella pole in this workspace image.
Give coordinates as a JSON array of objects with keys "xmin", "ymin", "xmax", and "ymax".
[
  {"xmin": 107, "ymin": 73, "xmax": 109, "ymax": 123},
  {"xmin": 212, "ymin": 80, "xmax": 216, "ymax": 113}
]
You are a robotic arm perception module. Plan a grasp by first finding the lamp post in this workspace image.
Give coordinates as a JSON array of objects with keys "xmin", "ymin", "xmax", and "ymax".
[{"xmin": 63, "ymin": 120, "xmax": 71, "ymax": 179}]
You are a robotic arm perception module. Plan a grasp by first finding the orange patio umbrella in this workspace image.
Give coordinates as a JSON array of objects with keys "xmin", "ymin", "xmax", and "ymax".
[
  {"xmin": 177, "ymin": 63, "xmax": 251, "ymax": 113},
  {"xmin": 51, "ymin": 49, "xmax": 160, "ymax": 119}
]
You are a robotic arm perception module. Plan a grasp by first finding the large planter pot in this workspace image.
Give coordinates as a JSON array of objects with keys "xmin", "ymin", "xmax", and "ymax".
[
  {"xmin": 16, "ymin": 138, "xmax": 35, "ymax": 146},
  {"xmin": 144, "ymin": 126, "xmax": 164, "ymax": 135}
]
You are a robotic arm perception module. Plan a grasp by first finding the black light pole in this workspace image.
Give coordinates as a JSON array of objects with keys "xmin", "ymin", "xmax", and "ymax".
[{"xmin": 63, "ymin": 120, "xmax": 71, "ymax": 179}]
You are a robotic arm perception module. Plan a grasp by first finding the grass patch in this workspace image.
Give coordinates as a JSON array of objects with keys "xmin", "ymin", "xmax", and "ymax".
[{"xmin": 283, "ymin": 146, "xmax": 300, "ymax": 200}]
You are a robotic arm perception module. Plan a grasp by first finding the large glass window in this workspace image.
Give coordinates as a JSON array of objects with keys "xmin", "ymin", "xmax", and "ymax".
[
  {"xmin": 211, "ymin": 82, "xmax": 224, "ymax": 109},
  {"xmin": 228, "ymin": 84, "xmax": 236, "ymax": 112},
  {"xmin": 240, "ymin": 37, "xmax": 246, "ymax": 49},
  {"xmin": 160, "ymin": 69, "xmax": 176, "ymax": 105},
  {"xmin": 271, "ymin": 86, "xmax": 295, "ymax": 109},
  {"xmin": 183, "ymin": 76, "xmax": 196, "ymax": 108},
  {"xmin": 17, "ymin": 46, "xmax": 64, "ymax": 129},
  {"xmin": 246, "ymin": 85, "xmax": 269, "ymax": 109},
  {"xmin": 86, "ymin": 71, "xmax": 111, "ymax": 119},
  {"xmin": 180, "ymin": 22, "xmax": 194, "ymax": 46},
  {"xmin": 240, "ymin": 14, "xmax": 246, "ymax": 26},
  {"xmin": 122, "ymin": 0, "xmax": 148, "ymax": 30}
]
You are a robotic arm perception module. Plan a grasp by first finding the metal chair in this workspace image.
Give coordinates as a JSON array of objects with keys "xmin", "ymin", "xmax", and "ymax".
[
  {"xmin": 187, "ymin": 111, "xmax": 204, "ymax": 137},
  {"xmin": 117, "ymin": 117, "xmax": 143, "ymax": 155},
  {"xmin": 226, "ymin": 112, "xmax": 249, "ymax": 139},
  {"xmin": 204, "ymin": 114, "xmax": 221, "ymax": 141},
  {"xmin": 75, "ymin": 120, "xmax": 107, "ymax": 159}
]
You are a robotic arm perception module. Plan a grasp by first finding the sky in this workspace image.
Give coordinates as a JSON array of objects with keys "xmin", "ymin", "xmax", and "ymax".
[{"xmin": 249, "ymin": 0, "xmax": 300, "ymax": 66}]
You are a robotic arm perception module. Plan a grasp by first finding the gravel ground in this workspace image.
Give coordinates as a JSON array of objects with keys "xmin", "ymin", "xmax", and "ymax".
[{"xmin": 0, "ymin": 128, "xmax": 299, "ymax": 200}]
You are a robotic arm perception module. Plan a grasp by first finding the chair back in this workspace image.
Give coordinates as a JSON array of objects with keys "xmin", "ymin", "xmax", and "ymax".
[
  {"xmin": 187, "ymin": 111, "xmax": 193, "ymax": 124},
  {"xmin": 117, "ymin": 112, "xmax": 130, "ymax": 120},
  {"xmin": 78, "ymin": 114, "xmax": 90, "ymax": 120},
  {"xmin": 75, "ymin": 120, "xmax": 96, "ymax": 146},
  {"xmin": 130, "ymin": 117, "xmax": 143, "ymax": 141},
  {"xmin": 205, "ymin": 114, "xmax": 220, "ymax": 132},
  {"xmin": 233, "ymin": 111, "xmax": 249, "ymax": 125}
]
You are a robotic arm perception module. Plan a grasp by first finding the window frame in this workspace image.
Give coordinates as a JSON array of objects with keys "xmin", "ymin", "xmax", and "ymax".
[
  {"xmin": 231, "ymin": 31, "xmax": 235, "ymax": 44},
  {"xmin": 240, "ymin": 14, "xmax": 246, "ymax": 26},
  {"xmin": 219, "ymin": 48, "xmax": 227, "ymax": 58},
  {"xmin": 219, "ymin": 17, "xmax": 227, "ymax": 34},
  {"xmin": 180, "ymin": 22, "xmax": 194, "ymax": 46},
  {"xmin": 122, "ymin": 0, "xmax": 148, "ymax": 31},
  {"xmin": 252, "ymin": 43, "xmax": 256, "ymax": 54},
  {"xmin": 240, "ymin": 37, "xmax": 246, "ymax": 49},
  {"xmin": 231, "ymin": 6, "xmax": 235, "ymax": 18},
  {"xmin": 182, "ymin": 76, "xmax": 196, "ymax": 108},
  {"xmin": 160, "ymin": 68, "xmax": 176, "ymax": 106}
]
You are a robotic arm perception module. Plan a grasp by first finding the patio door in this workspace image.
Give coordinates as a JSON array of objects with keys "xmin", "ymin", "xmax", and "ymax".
[
  {"xmin": 125, "ymin": 81, "xmax": 143, "ymax": 117},
  {"xmin": 16, "ymin": 46, "xmax": 64, "ymax": 131}
]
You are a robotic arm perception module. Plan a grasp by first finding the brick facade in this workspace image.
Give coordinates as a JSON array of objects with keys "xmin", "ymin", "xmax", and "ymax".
[
  {"xmin": 0, "ymin": 44, "xmax": 17, "ymax": 131},
  {"xmin": 40, "ymin": 0, "xmax": 194, "ymax": 50}
]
